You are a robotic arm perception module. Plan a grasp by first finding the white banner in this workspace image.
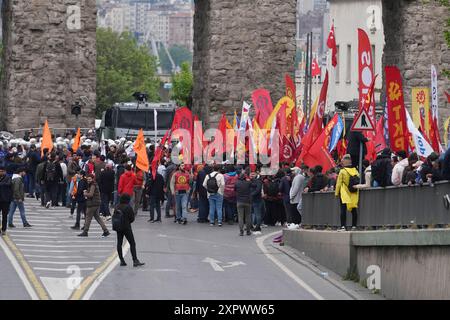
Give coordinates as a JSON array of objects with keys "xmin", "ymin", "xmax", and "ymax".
[
  {"xmin": 405, "ymin": 109, "xmax": 434, "ymax": 158},
  {"xmin": 236, "ymin": 102, "xmax": 251, "ymax": 163},
  {"xmin": 431, "ymin": 65, "xmax": 438, "ymax": 121}
]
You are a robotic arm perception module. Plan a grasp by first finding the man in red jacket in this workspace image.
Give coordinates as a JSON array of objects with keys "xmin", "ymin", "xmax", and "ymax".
[
  {"xmin": 133, "ymin": 168, "xmax": 145, "ymax": 214},
  {"xmin": 118, "ymin": 165, "xmax": 136, "ymax": 208}
]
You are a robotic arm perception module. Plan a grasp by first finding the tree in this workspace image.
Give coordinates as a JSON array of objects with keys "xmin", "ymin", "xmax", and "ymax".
[
  {"xmin": 171, "ymin": 62, "xmax": 193, "ymax": 107},
  {"xmin": 96, "ymin": 28, "xmax": 160, "ymax": 117},
  {"xmin": 170, "ymin": 45, "xmax": 193, "ymax": 67}
]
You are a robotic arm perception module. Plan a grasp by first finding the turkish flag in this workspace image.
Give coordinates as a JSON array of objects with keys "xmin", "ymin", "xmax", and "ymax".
[
  {"xmin": 327, "ymin": 24, "xmax": 337, "ymax": 68},
  {"xmin": 311, "ymin": 58, "xmax": 321, "ymax": 77}
]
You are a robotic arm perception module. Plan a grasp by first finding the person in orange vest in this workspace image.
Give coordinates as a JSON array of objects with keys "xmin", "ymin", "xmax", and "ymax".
[{"xmin": 170, "ymin": 163, "xmax": 192, "ymax": 225}]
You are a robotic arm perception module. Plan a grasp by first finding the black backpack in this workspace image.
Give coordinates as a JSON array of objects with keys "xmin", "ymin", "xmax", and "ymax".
[
  {"xmin": 206, "ymin": 173, "xmax": 219, "ymax": 194},
  {"xmin": 345, "ymin": 169, "xmax": 359, "ymax": 193},
  {"xmin": 112, "ymin": 209, "xmax": 125, "ymax": 232},
  {"xmin": 45, "ymin": 162, "xmax": 57, "ymax": 182}
]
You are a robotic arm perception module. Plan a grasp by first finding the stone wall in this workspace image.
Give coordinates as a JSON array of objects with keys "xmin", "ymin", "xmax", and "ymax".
[
  {"xmin": 382, "ymin": 0, "xmax": 450, "ymax": 126},
  {"xmin": 192, "ymin": 0, "xmax": 297, "ymax": 127},
  {"xmin": 0, "ymin": 0, "xmax": 96, "ymax": 132}
]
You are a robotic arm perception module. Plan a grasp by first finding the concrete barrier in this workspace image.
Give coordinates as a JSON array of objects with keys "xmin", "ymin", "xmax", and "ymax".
[
  {"xmin": 284, "ymin": 229, "xmax": 450, "ymax": 299},
  {"xmin": 302, "ymin": 181, "xmax": 450, "ymax": 227}
]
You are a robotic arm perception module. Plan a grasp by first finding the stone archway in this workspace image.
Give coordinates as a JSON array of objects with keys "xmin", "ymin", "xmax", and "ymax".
[{"xmin": 0, "ymin": 0, "xmax": 96, "ymax": 132}]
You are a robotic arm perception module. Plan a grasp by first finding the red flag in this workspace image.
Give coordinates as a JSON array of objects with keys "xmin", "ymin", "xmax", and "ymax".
[
  {"xmin": 311, "ymin": 58, "xmax": 321, "ymax": 77},
  {"xmin": 337, "ymin": 139, "xmax": 347, "ymax": 159},
  {"xmin": 302, "ymin": 114, "xmax": 339, "ymax": 172},
  {"xmin": 428, "ymin": 109, "xmax": 441, "ymax": 152},
  {"xmin": 170, "ymin": 107, "xmax": 193, "ymax": 140},
  {"xmin": 385, "ymin": 66, "xmax": 409, "ymax": 153},
  {"xmin": 151, "ymin": 129, "xmax": 171, "ymax": 179},
  {"xmin": 285, "ymin": 74, "xmax": 296, "ymax": 103},
  {"xmin": 280, "ymin": 136, "xmax": 295, "ymax": 163},
  {"xmin": 327, "ymin": 24, "xmax": 337, "ymax": 68},
  {"xmin": 217, "ymin": 113, "xmax": 227, "ymax": 152},
  {"xmin": 374, "ymin": 116, "xmax": 387, "ymax": 155},
  {"xmin": 252, "ymin": 89, "xmax": 273, "ymax": 128},
  {"xmin": 358, "ymin": 29, "xmax": 376, "ymax": 125},
  {"xmin": 446, "ymin": 91, "xmax": 450, "ymax": 103}
]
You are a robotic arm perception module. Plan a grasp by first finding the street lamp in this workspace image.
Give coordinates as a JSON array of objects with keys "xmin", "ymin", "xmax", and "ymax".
[{"xmin": 71, "ymin": 101, "xmax": 82, "ymax": 118}]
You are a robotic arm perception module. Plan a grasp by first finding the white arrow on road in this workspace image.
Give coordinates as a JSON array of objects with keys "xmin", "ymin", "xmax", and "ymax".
[
  {"xmin": 203, "ymin": 258, "xmax": 246, "ymax": 272},
  {"xmin": 202, "ymin": 258, "xmax": 224, "ymax": 272},
  {"xmin": 223, "ymin": 261, "xmax": 246, "ymax": 268}
]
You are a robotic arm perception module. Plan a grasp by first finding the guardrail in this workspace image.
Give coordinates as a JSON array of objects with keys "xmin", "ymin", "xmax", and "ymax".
[{"xmin": 302, "ymin": 181, "xmax": 450, "ymax": 228}]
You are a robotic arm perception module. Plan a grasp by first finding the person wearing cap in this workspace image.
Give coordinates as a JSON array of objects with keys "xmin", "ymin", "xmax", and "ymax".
[
  {"xmin": 289, "ymin": 167, "xmax": 305, "ymax": 225},
  {"xmin": 0, "ymin": 165, "xmax": 13, "ymax": 235},
  {"xmin": 78, "ymin": 174, "xmax": 110, "ymax": 237},
  {"xmin": 335, "ymin": 154, "xmax": 359, "ymax": 231},
  {"xmin": 7, "ymin": 167, "xmax": 32, "ymax": 228}
]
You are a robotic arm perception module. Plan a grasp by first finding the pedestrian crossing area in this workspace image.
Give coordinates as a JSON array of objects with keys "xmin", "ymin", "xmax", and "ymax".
[{"xmin": 2, "ymin": 199, "xmax": 118, "ymax": 300}]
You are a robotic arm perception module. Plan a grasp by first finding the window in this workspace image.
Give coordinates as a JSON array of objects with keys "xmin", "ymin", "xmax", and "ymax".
[
  {"xmin": 335, "ymin": 45, "xmax": 340, "ymax": 83},
  {"xmin": 346, "ymin": 44, "xmax": 351, "ymax": 83},
  {"xmin": 117, "ymin": 110, "xmax": 174, "ymax": 130}
]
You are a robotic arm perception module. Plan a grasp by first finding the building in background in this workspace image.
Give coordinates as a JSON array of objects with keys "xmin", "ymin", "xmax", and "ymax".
[{"xmin": 326, "ymin": 0, "xmax": 384, "ymax": 113}]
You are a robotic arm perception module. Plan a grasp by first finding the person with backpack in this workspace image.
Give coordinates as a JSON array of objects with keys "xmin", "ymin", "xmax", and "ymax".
[
  {"xmin": 43, "ymin": 154, "xmax": 63, "ymax": 209},
  {"xmin": 203, "ymin": 164, "xmax": 225, "ymax": 227},
  {"xmin": 335, "ymin": 154, "xmax": 360, "ymax": 231},
  {"xmin": 195, "ymin": 164, "xmax": 212, "ymax": 223},
  {"xmin": 77, "ymin": 174, "xmax": 110, "ymax": 237},
  {"xmin": 263, "ymin": 173, "xmax": 285, "ymax": 226},
  {"xmin": 112, "ymin": 194, "xmax": 145, "ymax": 267},
  {"xmin": 223, "ymin": 164, "xmax": 238, "ymax": 225},
  {"xmin": 170, "ymin": 163, "xmax": 192, "ymax": 225}
]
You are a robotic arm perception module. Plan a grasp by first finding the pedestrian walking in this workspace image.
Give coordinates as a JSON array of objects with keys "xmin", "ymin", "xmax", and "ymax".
[
  {"xmin": 118, "ymin": 164, "xmax": 136, "ymax": 205},
  {"xmin": 195, "ymin": 164, "xmax": 211, "ymax": 223},
  {"xmin": 8, "ymin": 167, "xmax": 32, "ymax": 228},
  {"xmin": 203, "ymin": 164, "xmax": 225, "ymax": 226},
  {"xmin": 335, "ymin": 154, "xmax": 359, "ymax": 231},
  {"xmin": 70, "ymin": 170, "xmax": 88, "ymax": 230},
  {"xmin": 98, "ymin": 163, "xmax": 115, "ymax": 219},
  {"xmin": 112, "ymin": 194, "xmax": 145, "ymax": 267},
  {"xmin": 235, "ymin": 172, "xmax": 252, "ymax": 236},
  {"xmin": 44, "ymin": 154, "xmax": 63, "ymax": 209},
  {"xmin": 145, "ymin": 169, "xmax": 164, "ymax": 223},
  {"xmin": 78, "ymin": 174, "xmax": 110, "ymax": 237},
  {"xmin": 0, "ymin": 166, "xmax": 13, "ymax": 235}
]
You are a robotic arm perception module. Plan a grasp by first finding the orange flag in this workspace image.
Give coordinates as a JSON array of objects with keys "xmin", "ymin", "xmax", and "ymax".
[
  {"xmin": 133, "ymin": 129, "xmax": 149, "ymax": 172},
  {"xmin": 72, "ymin": 128, "xmax": 81, "ymax": 152},
  {"xmin": 41, "ymin": 120, "xmax": 54, "ymax": 156}
]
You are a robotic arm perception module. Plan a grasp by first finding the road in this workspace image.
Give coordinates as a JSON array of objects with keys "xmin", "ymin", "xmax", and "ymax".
[{"xmin": 0, "ymin": 199, "xmax": 367, "ymax": 300}]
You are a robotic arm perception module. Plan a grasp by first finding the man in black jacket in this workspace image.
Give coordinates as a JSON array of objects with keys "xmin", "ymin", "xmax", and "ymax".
[
  {"xmin": 114, "ymin": 194, "xmax": 145, "ymax": 267},
  {"xmin": 235, "ymin": 172, "xmax": 252, "ymax": 236},
  {"xmin": 0, "ymin": 166, "xmax": 13, "ymax": 235},
  {"xmin": 346, "ymin": 130, "xmax": 368, "ymax": 170},
  {"xmin": 146, "ymin": 169, "xmax": 165, "ymax": 222},
  {"xmin": 371, "ymin": 148, "xmax": 393, "ymax": 187},
  {"xmin": 250, "ymin": 172, "xmax": 263, "ymax": 232},
  {"xmin": 195, "ymin": 164, "xmax": 212, "ymax": 223},
  {"xmin": 98, "ymin": 163, "xmax": 115, "ymax": 219},
  {"xmin": 43, "ymin": 154, "xmax": 64, "ymax": 209}
]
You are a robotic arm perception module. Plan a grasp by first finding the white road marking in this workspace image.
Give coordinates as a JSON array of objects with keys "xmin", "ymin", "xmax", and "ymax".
[
  {"xmin": 29, "ymin": 261, "xmax": 100, "ymax": 265},
  {"xmin": 10, "ymin": 235, "xmax": 59, "ymax": 239},
  {"xmin": 24, "ymin": 255, "xmax": 96, "ymax": 259},
  {"xmin": 256, "ymin": 231, "xmax": 324, "ymax": 300},
  {"xmin": 34, "ymin": 267, "xmax": 94, "ymax": 271},
  {"xmin": 9, "ymin": 231, "xmax": 67, "ymax": 234},
  {"xmin": 16, "ymin": 244, "xmax": 111, "ymax": 248},
  {"xmin": 81, "ymin": 242, "xmax": 130, "ymax": 300},
  {"xmin": 203, "ymin": 257, "xmax": 225, "ymax": 272},
  {"xmin": 21, "ymin": 249, "xmax": 111, "ymax": 253},
  {"xmin": 0, "ymin": 237, "xmax": 39, "ymax": 300},
  {"xmin": 15, "ymin": 239, "xmax": 114, "ymax": 243},
  {"xmin": 40, "ymin": 277, "xmax": 82, "ymax": 300}
]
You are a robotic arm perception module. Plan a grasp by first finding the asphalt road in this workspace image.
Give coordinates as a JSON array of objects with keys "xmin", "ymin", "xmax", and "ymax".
[{"xmin": 0, "ymin": 199, "xmax": 366, "ymax": 300}]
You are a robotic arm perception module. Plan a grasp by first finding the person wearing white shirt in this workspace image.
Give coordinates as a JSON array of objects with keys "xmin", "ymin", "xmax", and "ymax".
[{"xmin": 202, "ymin": 164, "xmax": 225, "ymax": 226}]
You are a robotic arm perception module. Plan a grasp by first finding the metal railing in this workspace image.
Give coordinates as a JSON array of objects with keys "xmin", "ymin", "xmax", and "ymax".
[{"xmin": 302, "ymin": 181, "xmax": 450, "ymax": 228}]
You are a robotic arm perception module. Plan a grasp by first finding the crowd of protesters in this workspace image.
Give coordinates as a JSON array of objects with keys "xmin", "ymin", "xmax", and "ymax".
[{"xmin": 2, "ymin": 127, "xmax": 450, "ymax": 239}]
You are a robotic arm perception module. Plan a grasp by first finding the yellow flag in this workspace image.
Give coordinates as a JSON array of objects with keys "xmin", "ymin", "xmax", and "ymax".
[
  {"xmin": 309, "ymin": 96, "xmax": 319, "ymax": 125},
  {"xmin": 412, "ymin": 88, "xmax": 430, "ymax": 136},
  {"xmin": 41, "ymin": 120, "xmax": 54, "ymax": 156},
  {"xmin": 264, "ymin": 96, "xmax": 295, "ymax": 130},
  {"xmin": 444, "ymin": 117, "xmax": 450, "ymax": 149},
  {"xmin": 133, "ymin": 129, "xmax": 149, "ymax": 172}
]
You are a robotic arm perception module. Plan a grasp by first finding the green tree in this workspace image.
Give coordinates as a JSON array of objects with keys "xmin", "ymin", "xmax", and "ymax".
[
  {"xmin": 170, "ymin": 45, "xmax": 193, "ymax": 67},
  {"xmin": 439, "ymin": 0, "xmax": 450, "ymax": 78},
  {"xmin": 96, "ymin": 28, "xmax": 160, "ymax": 117},
  {"xmin": 171, "ymin": 62, "xmax": 193, "ymax": 107}
]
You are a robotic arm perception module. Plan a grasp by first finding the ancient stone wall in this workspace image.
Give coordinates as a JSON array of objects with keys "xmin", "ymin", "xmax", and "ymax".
[
  {"xmin": 0, "ymin": 0, "xmax": 96, "ymax": 132},
  {"xmin": 382, "ymin": 0, "xmax": 450, "ymax": 126},
  {"xmin": 192, "ymin": 0, "xmax": 297, "ymax": 127}
]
